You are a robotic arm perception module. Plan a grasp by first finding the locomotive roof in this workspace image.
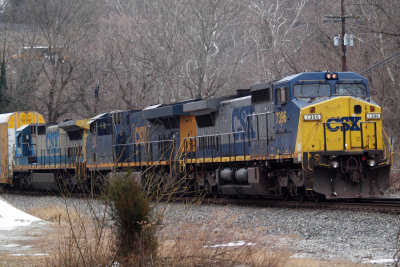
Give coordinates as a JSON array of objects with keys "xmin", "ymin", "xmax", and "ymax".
[
  {"xmin": 88, "ymin": 113, "xmax": 107, "ymax": 124},
  {"xmin": 144, "ymin": 104, "xmax": 162, "ymax": 110},
  {"xmin": 274, "ymin": 72, "xmax": 367, "ymax": 85},
  {"xmin": 143, "ymin": 100, "xmax": 195, "ymax": 120},
  {"xmin": 16, "ymin": 124, "xmax": 30, "ymax": 132}
]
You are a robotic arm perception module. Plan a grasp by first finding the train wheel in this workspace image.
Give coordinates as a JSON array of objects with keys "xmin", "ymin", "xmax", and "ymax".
[
  {"xmin": 313, "ymin": 192, "xmax": 326, "ymax": 202},
  {"xmin": 281, "ymin": 187, "xmax": 290, "ymax": 201},
  {"xmin": 21, "ymin": 175, "xmax": 31, "ymax": 190},
  {"xmin": 211, "ymin": 186, "xmax": 219, "ymax": 199},
  {"xmin": 94, "ymin": 175, "xmax": 105, "ymax": 193},
  {"xmin": 288, "ymin": 181, "xmax": 297, "ymax": 197},
  {"xmin": 297, "ymin": 187, "xmax": 306, "ymax": 202}
]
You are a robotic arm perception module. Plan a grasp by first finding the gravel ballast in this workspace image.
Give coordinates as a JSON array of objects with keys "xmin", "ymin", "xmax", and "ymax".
[{"xmin": 1, "ymin": 193, "xmax": 399, "ymax": 265}]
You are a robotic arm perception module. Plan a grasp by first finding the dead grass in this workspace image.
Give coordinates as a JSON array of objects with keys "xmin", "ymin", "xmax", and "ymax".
[
  {"xmin": 26, "ymin": 201, "xmax": 116, "ymax": 266},
  {"xmin": 157, "ymin": 206, "xmax": 290, "ymax": 267},
  {"xmin": 4, "ymin": 202, "xmax": 379, "ymax": 267},
  {"xmin": 287, "ymin": 258, "xmax": 376, "ymax": 267},
  {"xmin": 27, "ymin": 205, "xmax": 85, "ymax": 224}
]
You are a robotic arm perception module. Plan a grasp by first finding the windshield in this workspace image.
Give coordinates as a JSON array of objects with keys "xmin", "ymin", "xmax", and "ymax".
[
  {"xmin": 293, "ymin": 84, "xmax": 330, "ymax": 98},
  {"xmin": 336, "ymin": 83, "xmax": 367, "ymax": 97}
]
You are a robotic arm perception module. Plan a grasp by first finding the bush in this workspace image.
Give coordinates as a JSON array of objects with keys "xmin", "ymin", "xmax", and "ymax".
[{"xmin": 108, "ymin": 173, "xmax": 158, "ymax": 264}]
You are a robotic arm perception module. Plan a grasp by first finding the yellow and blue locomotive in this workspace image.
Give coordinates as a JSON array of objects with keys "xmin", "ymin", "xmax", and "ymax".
[
  {"xmin": 3, "ymin": 72, "xmax": 393, "ymax": 199},
  {"xmin": 182, "ymin": 71, "xmax": 392, "ymax": 199}
]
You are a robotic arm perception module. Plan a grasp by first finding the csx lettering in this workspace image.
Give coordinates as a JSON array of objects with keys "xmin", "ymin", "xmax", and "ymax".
[
  {"xmin": 46, "ymin": 132, "xmax": 59, "ymax": 148},
  {"xmin": 231, "ymin": 105, "xmax": 255, "ymax": 140},
  {"xmin": 326, "ymin": 117, "xmax": 361, "ymax": 132},
  {"xmin": 134, "ymin": 125, "xmax": 148, "ymax": 143}
]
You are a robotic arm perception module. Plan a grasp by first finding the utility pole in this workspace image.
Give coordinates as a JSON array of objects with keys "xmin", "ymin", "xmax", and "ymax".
[
  {"xmin": 340, "ymin": 0, "xmax": 346, "ymax": 71},
  {"xmin": 323, "ymin": 0, "xmax": 360, "ymax": 72}
]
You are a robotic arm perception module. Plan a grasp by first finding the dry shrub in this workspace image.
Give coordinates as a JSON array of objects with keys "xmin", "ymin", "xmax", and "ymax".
[
  {"xmin": 36, "ymin": 196, "xmax": 116, "ymax": 266},
  {"xmin": 108, "ymin": 173, "xmax": 158, "ymax": 265},
  {"xmin": 25, "ymin": 184, "xmax": 288, "ymax": 266},
  {"xmin": 158, "ymin": 206, "xmax": 290, "ymax": 266}
]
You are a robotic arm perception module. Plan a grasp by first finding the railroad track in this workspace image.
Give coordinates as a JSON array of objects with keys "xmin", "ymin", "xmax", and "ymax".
[
  {"xmin": 3, "ymin": 189, "xmax": 400, "ymax": 214},
  {"xmin": 195, "ymin": 197, "xmax": 400, "ymax": 214}
]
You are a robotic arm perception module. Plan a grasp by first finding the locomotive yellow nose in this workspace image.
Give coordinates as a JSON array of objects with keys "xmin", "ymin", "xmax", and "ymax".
[{"xmin": 297, "ymin": 97, "xmax": 382, "ymax": 153}]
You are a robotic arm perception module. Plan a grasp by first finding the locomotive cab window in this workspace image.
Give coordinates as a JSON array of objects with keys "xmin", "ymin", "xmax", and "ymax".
[
  {"xmin": 113, "ymin": 113, "xmax": 122, "ymax": 125},
  {"xmin": 90, "ymin": 123, "xmax": 97, "ymax": 134},
  {"xmin": 275, "ymin": 87, "xmax": 288, "ymax": 105},
  {"xmin": 30, "ymin": 125, "xmax": 36, "ymax": 135},
  {"xmin": 37, "ymin": 125, "xmax": 46, "ymax": 135},
  {"xmin": 335, "ymin": 83, "xmax": 367, "ymax": 97},
  {"xmin": 17, "ymin": 133, "xmax": 21, "ymax": 146},
  {"xmin": 294, "ymin": 84, "xmax": 330, "ymax": 98}
]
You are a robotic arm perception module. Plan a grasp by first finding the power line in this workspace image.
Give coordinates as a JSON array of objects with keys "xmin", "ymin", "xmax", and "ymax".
[{"xmin": 360, "ymin": 50, "xmax": 400, "ymax": 75}]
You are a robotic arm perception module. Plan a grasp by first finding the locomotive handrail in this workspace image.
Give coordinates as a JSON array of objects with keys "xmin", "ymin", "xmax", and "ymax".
[
  {"xmin": 381, "ymin": 126, "xmax": 393, "ymax": 164},
  {"xmin": 304, "ymin": 121, "xmax": 348, "ymax": 171},
  {"xmin": 359, "ymin": 122, "xmax": 377, "ymax": 150},
  {"xmin": 183, "ymin": 130, "xmax": 247, "ymax": 163},
  {"xmin": 303, "ymin": 120, "xmax": 392, "ymax": 171},
  {"xmin": 303, "ymin": 122, "xmax": 321, "ymax": 171},
  {"xmin": 322, "ymin": 122, "xmax": 348, "ymax": 151},
  {"xmin": 112, "ymin": 139, "xmax": 175, "ymax": 164},
  {"xmin": 15, "ymin": 144, "xmax": 83, "ymax": 168},
  {"xmin": 246, "ymin": 112, "xmax": 274, "ymax": 146}
]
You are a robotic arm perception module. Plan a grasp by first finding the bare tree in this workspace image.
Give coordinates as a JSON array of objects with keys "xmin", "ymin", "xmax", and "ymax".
[
  {"xmin": 177, "ymin": 0, "xmax": 244, "ymax": 99},
  {"xmin": 21, "ymin": 0, "xmax": 100, "ymax": 122},
  {"xmin": 349, "ymin": 0, "xmax": 400, "ymax": 164},
  {"xmin": 243, "ymin": 0, "xmax": 312, "ymax": 80}
]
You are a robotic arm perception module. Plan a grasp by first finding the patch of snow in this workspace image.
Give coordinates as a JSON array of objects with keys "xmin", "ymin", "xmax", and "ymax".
[
  {"xmin": 364, "ymin": 258, "xmax": 395, "ymax": 264},
  {"xmin": 290, "ymin": 253, "xmax": 314, "ymax": 259},
  {"xmin": 12, "ymin": 253, "xmax": 50, "ymax": 257},
  {"xmin": 0, "ymin": 197, "xmax": 41, "ymax": 231},
  {"xmin": 3, "ymin": 244, "xmax": 20, "ymax": 248},
  {"xmin": 2, "ymin": 243, "xmax": 33, "ymax": 249},
  {"xmin": 203, "ymin": 241, "xmax": 256, "ymax": 248}
]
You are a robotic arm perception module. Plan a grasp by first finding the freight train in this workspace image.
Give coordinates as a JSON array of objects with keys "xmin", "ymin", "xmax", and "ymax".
[{"xmin": 0, "ymin": 72, "xmax": 393, "ymax": 199}]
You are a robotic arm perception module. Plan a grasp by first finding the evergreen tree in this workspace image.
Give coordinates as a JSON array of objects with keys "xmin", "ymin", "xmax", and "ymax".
[{"xmin": 0, "ymin": 45, "xmax": 8, "ymax": 110}]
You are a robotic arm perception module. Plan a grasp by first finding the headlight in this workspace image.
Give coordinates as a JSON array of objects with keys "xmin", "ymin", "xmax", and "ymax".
[
  {"xmin": 367, "ymin": 160, "xmax": 376, "ymax": 167},
  {"xmin": 304, "ymin": 114, "xmax": 321, "ymax": 121},
  {"xmin": 331, "ymin": 161, "xmax": 339, "ymax": 168},
  {"xmin": 366, "ymin": 113, "xmax": 381, "ymax": 120}
]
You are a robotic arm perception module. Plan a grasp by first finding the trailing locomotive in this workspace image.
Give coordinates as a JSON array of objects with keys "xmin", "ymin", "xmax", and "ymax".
[{"xmin": 2, "ymin": 72, "xmax": 392, "ymax": 199}]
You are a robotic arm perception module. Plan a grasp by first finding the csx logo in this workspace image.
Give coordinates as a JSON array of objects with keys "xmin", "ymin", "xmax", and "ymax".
[
  {"xmin": 133, "ymin": 125, "xmax": 148, "ymax": 143},
  {"xmin": 326, "ymin": 117, "xmax": 361, "ymax": 132},
  {"xmin": 232, "ymin": 105, "xmax": 255, "ymax": 140}
]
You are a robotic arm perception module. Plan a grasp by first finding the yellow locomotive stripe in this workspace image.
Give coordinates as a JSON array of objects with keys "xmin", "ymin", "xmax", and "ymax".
[
  {"xmin": 85, "ymin": 153, "xmax": 300, "ymax": 169},
  {"xmin": 184, "ymin": 154, "xmax": 297, "ymax": 164},
  {"xmin": 14, "ymin": 164, "xmax": 77, "ymax": 170},
  {"xmin": 87, "ymin": 160, "xmax": 171, "ymax": 169}
]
